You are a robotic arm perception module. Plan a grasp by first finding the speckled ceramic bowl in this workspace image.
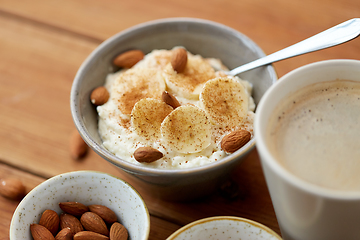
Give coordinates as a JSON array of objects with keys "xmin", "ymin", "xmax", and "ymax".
[
  {"xmin": 9, "ymin": 171, "xmax": 150, "ymax": 240},
  {"xmin": 71, "ymin": 17, "xmax": 277, "ymax": 200},
  {"xmin": 166, "ymin": 216, "xmax": 282, "ymax": 240}
]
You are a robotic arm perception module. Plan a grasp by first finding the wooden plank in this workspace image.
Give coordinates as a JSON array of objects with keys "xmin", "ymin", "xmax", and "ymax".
[
  {"xmin": 149, "ymin": 216, "xmax": 181, "ymax": 240},
  {"xmin": 0, "ymin": 0, "xmax": 359, "ymax": 77},
  {"xmin": 0, "ymin": 13, "xmax": 123, "ymax": 178},
  {"xmin": 0, "ymin": 0, "xmax": 358, "ymax": 42}
]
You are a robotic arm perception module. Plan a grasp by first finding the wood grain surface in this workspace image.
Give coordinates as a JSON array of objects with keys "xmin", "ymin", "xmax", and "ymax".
[{"xmin": 0, "ymin": 0, "xmax": 359, "ymax": 239}]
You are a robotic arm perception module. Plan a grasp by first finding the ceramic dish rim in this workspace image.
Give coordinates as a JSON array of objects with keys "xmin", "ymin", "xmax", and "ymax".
[{"xmin": 166, "ymin": 215, "xmax": 282, "ymax": 240}]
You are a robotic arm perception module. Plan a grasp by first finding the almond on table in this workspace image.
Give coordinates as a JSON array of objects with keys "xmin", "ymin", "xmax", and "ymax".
[
  {"xmin": 69, "ymin": 130, "xmax": 88, "ymax": 160},
  {"xmin": 0, "ymin": 178, "xmax": 26, "ymax": 200}
]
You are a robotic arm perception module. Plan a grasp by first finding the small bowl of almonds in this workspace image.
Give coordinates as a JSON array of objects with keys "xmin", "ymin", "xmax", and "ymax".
[
  {"xmin": 9, "ymin": 171, "xmax": 150, "ymax": 240},
  {"xmin": 71, "ymin": 18, "xmax": 277, "ymax": 200}
]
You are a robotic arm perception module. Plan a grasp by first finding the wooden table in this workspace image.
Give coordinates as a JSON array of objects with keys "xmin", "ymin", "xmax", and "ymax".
[{"xmin": 0, "ymin": 0, "xmax": 359, "ymax": 239}]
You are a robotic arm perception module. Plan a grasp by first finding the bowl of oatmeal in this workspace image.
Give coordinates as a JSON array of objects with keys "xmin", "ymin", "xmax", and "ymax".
[{"xmin": 71, "ymin": 18, "xmax": 277, "ymax": 200}]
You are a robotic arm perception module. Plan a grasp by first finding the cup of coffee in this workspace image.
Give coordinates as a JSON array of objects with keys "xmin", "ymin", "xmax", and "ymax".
[{"xmin": 255, "ymin": 59, "xmax": 360, "ymax": 240}]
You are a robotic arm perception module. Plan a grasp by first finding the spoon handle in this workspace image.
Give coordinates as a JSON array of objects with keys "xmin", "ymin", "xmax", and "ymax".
[{"xmin": 229, "ymin": 18, "xmax": 360, "ymax": 76}]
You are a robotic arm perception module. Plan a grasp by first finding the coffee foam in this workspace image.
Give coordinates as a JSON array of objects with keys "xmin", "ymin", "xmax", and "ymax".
[{"xmin": 267, "ymin": 80, "xmax": 360, "ymax": 192}]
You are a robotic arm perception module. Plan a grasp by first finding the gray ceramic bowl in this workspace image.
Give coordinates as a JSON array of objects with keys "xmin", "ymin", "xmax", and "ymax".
[
  {"xmin": 70, "ymin": 18, "xmax": 277, "ymax": 201},
  {"xmin": 10, "ymin": 171, "xmax": 150, "ymax": 240}
]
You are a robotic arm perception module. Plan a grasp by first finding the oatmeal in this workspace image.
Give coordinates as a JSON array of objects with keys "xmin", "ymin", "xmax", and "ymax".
[{"xmin": 95, "ymin": 47, "xmax": 255, "ymax": 169}]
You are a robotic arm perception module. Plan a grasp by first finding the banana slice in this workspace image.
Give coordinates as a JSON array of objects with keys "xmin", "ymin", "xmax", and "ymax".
[
  {"xmin": 160, "ymin": 105, "xmax": 211, "ymax": 153},
  {"xmin": 131, "ymin": 98, "xmax": 173, "ymax": 141},
  {"xmin": 111, "ymin": 68, "xmax": 166, "ymax": 116},
  {"xmin": 163, "ymin": 53, "xmax": 216, "ymax": 100},
  {"xmin": 199, "ymin": 77, "xmax": 248, "ymax": 130}
]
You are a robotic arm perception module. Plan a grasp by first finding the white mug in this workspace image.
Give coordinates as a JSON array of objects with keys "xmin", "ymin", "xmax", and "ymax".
[{"xmin": 255, "ymin": 59, "xmax": 360, "ymax": 240}]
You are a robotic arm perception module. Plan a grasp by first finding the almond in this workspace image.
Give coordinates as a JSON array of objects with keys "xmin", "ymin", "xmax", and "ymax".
[
  {"xmin": 59, "ymin": 213, "xmax": 83, "ymax": 235},
  {"xmin": 80, "ymin": 212, "xmax": 109, "ymax": 236},
  {"xmin": 30, "ymin": 224, "xmax": 55, "ymax": 240},
  {"xmin": 90, "ymin": 86, "xmax": 109, "ymax": 106},
  {"xmin": 134, "ymin": 147, "xmax": 163, "ymax": 163},
  {"xmin": 110, "ymin": 222, "xmax": 128, "ymax": 240},
  {"xmin": 171, "ymin": 48, "xmax": 187, "ymax": 73},
  {"xmin": 221, "ymin": 129, "xmax": 251, "ymax": 153},
  {"xmin": 39, "ymin": 209, "xmax": 60, "ymax": 235},
  {"xmin": 113, "ymin": 49, "xmax": 144, "ymax": 68},
  {"xmin": 88, "ymin": 205, "xmax": 117, "ymax": 224},
  {"xmin": 73, "ymin": 231, "xmax": 109, "ymax": 240},
  {"xmin": 162, "ymin": 91, "xmax": 180, "ymax": 109},
  {"xmin": 59, "ymin": 201, "xmax": 89, "ymax": 217},
  {"xmin": 55, "ymin": 227, "xmax": 73, "ymax": 240},
  {"xmin": 0, "ymin": 178, "xmax": 25, "ymax": 200},
  {"xmin": 69, "ymin": 130, "xmax": 88, "ymax": 160}
]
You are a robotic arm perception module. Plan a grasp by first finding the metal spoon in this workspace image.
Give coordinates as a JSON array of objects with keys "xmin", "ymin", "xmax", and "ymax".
[{"xmin": 228, "ymin": 18, "xmax": 360, "ymax": 76}]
